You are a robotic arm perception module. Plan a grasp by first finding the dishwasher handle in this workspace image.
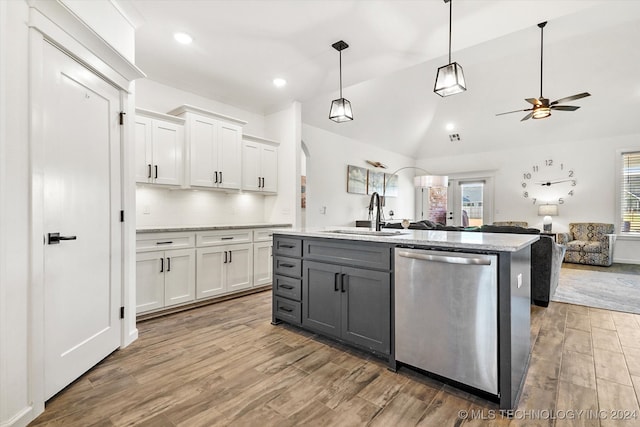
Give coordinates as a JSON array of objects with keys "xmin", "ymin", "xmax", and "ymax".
[{"xmin": 397, "ymin": 250, "xmax": 492, "ymax": 266}]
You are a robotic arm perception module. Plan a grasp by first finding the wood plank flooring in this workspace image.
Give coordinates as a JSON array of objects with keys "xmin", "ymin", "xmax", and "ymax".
[{"xmin": 30, "ymin": 291, "xmax": 640, "ymax": 426}]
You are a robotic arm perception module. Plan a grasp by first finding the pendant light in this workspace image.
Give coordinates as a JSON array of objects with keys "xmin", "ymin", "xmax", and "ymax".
[
  {"xmin": 434, "ymin": 0, "xmax": 466, "ymax": 97},
  {"xmin": 329, "ymin": 40, "xmax": 353, "ymax": 122}
]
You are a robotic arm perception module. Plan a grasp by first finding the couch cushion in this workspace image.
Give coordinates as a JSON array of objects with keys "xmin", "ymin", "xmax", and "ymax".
[
  {"xmin": 477, "ymin": 225, "xmax": 541, "ymax": 235},
  {"xmin": 566, "ymin": 240, "xmax": 604, "ymax": 253}
]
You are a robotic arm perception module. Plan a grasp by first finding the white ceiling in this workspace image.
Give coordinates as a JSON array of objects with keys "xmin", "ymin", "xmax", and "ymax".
[{"xmin": 128, "ymin": 0, "xmax": 640, "ymax": 159}]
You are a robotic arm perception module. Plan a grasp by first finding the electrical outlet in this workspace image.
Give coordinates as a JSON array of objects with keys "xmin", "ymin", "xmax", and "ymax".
[
  {"xmin": 319, "ymin": 206, "xmax": 327, "ymax": 214},
  {"xmin": 143, "ymin": 205, "xmax": 151, "ymax": 215}
]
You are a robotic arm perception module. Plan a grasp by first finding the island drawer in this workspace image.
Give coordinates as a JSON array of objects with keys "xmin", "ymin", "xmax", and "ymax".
[
  {"xmin": 274, "ymin": 275, "xmax": 301, "ymax": 301},
  {"xmin": 274, "ymin": 296, "xmax": 301, "ymax": 324},
  {"xmin": 303, "ymin": 239, "xmax": 391, "ymax": 270},
  {"xmin": 274, "ymin": 256, "xmax": 302, "ymax": 278},
  {"xmin": 273, "ymin": 237, "xmax": 302, "ymax": 257}
]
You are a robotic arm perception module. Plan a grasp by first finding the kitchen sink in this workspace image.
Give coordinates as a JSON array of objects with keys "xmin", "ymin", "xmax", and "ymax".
[{"xmin": 322, "ymin": 229, "xmax": 409, "ymax": 236}]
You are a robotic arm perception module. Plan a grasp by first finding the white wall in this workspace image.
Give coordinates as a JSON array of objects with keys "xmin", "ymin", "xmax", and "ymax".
[
  {"xmin": 417, "ymin": 133, "xmax": 640, "ymax": 263},
  {"xmin": 0, "ymin": 2, "xmax": 30, "ymax": 425},
  {"xmin": 302, "ymin": 124, "xmax": 416, "ymax": 228}
]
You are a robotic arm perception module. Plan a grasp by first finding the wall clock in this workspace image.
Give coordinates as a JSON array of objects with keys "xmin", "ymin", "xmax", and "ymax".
[{"xmin": 520, "ymin": 158, "xmax": 576, "ymax": 204}]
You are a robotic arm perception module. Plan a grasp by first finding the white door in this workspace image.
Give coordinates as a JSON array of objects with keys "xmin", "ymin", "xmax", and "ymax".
[
  {"xmin": 42, "ymin": 42, "xmax": 121, "ymax": 399},
  {"xmin": 226, "ymin": 243, "xmax": 253, "ymax": 292},
  {"xmin": 447, "ymin": 179, "xmax": 492, "ymax": 227},
  {"xmin": 153, "ymin": 120, "xmax": 183, "ymax": 186},
  {"xmin": 261, "ymin": 145, "xmax": 278, "ymax": 193},
  {"xmin": 189, "ymin": 115, "xmax": 217, "ymax": 187},
  {"xmin": 242, "ymin": 141, "xmax": 261, "ymax": 191},
  {"xmin": 253, "ymin": 241, "xmax": 272, "ymax": 286},
  {"xmin": 196, "ymin": 247, "xmax": 226, "ymax": 298},
  {"xmin": 164, "ymin": 248, "xmax": 196, "ymax": 306},
  {"xmin": 218, "ymin": 122, "xmax": 242, "ymax": 189},
  {"xmin": 134, "ymin": 116, "xmax": 152, "ymax": 183},
  {"xmin": 135, "ymin": 252, "xmax": 165, "ymax": 314}
]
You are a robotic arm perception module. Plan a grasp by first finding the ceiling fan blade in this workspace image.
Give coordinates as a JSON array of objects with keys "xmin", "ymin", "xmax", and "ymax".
[
  {"xmin": 520, "ymin": 112, "xmax": 534, "ymax": 121},
  {"xmin": 496, "ymin": 108, "xmax": 531, "ymax": 116},
  {"xmin": 550, "ymin": 105, "xmax": 580, "ymax": 111},
  {"xmin": 550, "ymin": 92, "xmax": 591, "ymax": 106},
  {"xmin": 525, "ymin": 98, "xmax": 541, "ymax": 106}
]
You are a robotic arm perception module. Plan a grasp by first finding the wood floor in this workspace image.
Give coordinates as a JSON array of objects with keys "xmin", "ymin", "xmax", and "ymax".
[{"xmin": 31, "ymin": 291, "xmax": 640, "ymax": 427}]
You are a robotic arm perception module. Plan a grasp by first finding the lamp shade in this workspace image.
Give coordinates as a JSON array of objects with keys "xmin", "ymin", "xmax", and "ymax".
[
  {"xmin": 414, "ymin": 175, "xmax": 449, "ymax": 188},
  {"xmin": 329, "ymin": 98, "xmax": 353, "ymax": 122},
  {"xmin": 537, "ymin": 204, "xmax": 558, "ymax": 216},
  {"xmin": 434, "ymin": 62, "xmax": 466, "ymax": 97}
]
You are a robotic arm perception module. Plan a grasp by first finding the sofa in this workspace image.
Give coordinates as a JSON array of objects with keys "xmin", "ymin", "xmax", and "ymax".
[
  {"xmin": 384, "ymin": 221, "xmax": 566, "ymax": 307},
  {"xmin": 557, "ymin": 223, "xmax": 615, "ymax": 267}
]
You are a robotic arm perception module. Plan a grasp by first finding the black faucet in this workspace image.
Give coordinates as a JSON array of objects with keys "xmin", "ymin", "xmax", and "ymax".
[{"xmin": 369, "ymin": 192, "xmax": 383, "ymax": 231}]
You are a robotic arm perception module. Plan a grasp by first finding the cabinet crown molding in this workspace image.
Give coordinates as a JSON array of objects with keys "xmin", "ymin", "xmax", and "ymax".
[
  {"xmin": 167, "ymin": 104, "xmax": 248, "ymax": 126},
  {"xmin": 243, "ymin": 134, "xmax": 280, "ymax": 147},
  {"xmin": 136, "ymin": 108, "xmax": 185, "ymax": 124}
]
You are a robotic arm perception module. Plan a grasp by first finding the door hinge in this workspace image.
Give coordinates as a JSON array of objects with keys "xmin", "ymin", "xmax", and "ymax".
[
  {"xmin": 119, "ymin": 111, "xmax": 126, "ymax": 125},
  {"xmin": 120, "ymin": 307, "xmax": 125, "ymax": 319},
  {"xmin": 120, "ymin": 210, "xmax": 125, "ymax": 222}
]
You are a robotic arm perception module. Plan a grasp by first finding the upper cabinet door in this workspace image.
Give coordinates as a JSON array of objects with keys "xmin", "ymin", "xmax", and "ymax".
[
  {"xmin": 261, "ymin": 145, "xmax": 278, "ymax": 193},
  {"xmin": 242, "ymin": 141, "xmax": 261, "ymax": 192},
  {"xmin": 134, "ymin": 116, "xmax": 153, "ymax": 183},
  {"xmin": 217, "ymin": 122, "xmax": 242, "ymax": 190},
  {"xmin": 189, "ymin": 115, "xmax": 217, "ymax": 188},
  {"xmin": 152, "ymin": 120, "xmax": 184, "ymax": 186}
]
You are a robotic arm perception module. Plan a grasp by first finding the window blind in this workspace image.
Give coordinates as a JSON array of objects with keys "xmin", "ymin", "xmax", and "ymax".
[{"xmin": 621, "ymin": 152, "xmax": 640, "ymax": 233}]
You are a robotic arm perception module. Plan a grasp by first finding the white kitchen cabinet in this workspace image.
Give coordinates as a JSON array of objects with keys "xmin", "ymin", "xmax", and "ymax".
[
  {"xmin": 135, "ymin": 109, "xmax": 184, "ymax": 186},
  {"xmin": 242, "ymin": 134, "xmax": 279, "ymax": 194},
  {"xmin": 168, "ymin": 105, "xmax": 246, "ymax": 190},
  {"xmin": 253, "ymin": 241, "xmax": 272, "ymax": 286},
  {"xmin": 136, "ymin": 248, "xmax": 195, "ymax": 314},
  {"xmin": 196, "ymin": 243, "xmax": 253, "ymax": 299}
]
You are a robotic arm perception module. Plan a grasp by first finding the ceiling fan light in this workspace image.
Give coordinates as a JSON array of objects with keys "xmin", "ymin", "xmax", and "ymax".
[
  {"xmin": 434, "ymin": 62, "xmax": 466, "ymax": 97},
  {"xmin": 329, "ymin": 98, "xmax": 353, "ymax": 123},
  {"xmin": 532, "ymin": 106, "xmax": 551, "ymax": 119}
]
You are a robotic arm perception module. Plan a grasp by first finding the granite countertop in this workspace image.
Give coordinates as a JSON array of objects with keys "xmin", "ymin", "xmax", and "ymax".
[
  {"xmin": 137, "ymin": 223, "xmax": 292, "ymax": 233},
  {"xmin": 272, "ymin": 227, "xmax": 539, "ymax": 252}
]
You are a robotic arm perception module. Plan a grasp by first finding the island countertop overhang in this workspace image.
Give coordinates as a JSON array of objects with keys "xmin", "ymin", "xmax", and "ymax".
[{"xmin": 272, "ymin": 227, "xmax": 539, "ymax": 252}]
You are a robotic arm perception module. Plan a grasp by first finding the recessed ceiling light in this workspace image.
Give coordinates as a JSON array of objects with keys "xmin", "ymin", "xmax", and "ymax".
[
  {"xmin": 174, "ymin": 32, "xmax": 193, "ymax": 45},
  {"xmin": 273, "ymin": 78, "xmax": 287, "ymax": 88},
  {"xmin": 446, "ymin": 123, "xmax": 455, "ymax": 131}
]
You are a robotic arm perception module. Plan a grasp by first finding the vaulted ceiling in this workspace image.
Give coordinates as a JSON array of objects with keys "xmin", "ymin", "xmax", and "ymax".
[{"xmin": 128, "ymin": 0, "xmax": 640, "ymax": 159}]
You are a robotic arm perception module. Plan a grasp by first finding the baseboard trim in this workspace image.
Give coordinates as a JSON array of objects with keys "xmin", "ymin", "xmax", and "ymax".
[
  {"xmin": 136, "ymin": 285, "xmax": 272, "ymax": 322},
  {"xmin": 1, "ymin": 405, "xmax": 34, "ymax": 427}
]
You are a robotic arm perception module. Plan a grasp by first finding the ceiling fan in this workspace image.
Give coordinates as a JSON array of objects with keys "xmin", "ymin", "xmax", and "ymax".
[{"xmin": 496, "ymin": 21, "xmax": 590, "ymax": 122}]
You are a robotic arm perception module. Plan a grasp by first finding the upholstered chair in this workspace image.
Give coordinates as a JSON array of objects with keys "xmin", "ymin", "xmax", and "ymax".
[
  {"xmin": 493, "ymin": 221, "xmax": 528, "ymax": 228},
  {"xmin": 557, "ymin": 223, "xmax": 615, "ymax": 266}
]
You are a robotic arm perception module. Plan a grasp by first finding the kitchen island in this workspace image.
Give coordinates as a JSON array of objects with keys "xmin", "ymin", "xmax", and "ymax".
[{"xmin": 271, "ymin": 227, "xmax": 539, "ymax": 411}]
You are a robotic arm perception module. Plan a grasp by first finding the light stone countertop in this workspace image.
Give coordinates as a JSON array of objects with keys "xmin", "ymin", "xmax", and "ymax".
[
  {"xmin": 272, "ymin": 227, "xmax": 539, "ymax": 252},
  {"xmin": 137, "ymin": 223, "xmax": 292, "ymax": 234}
]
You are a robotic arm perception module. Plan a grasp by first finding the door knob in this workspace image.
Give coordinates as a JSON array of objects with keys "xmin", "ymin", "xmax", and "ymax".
[{"xmin": 47, "ymin": 232, "xmax": 77, "ymax": 245}]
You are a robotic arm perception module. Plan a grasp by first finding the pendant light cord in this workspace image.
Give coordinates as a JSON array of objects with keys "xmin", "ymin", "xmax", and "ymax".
[
  {"xmin": 448, "ymin": 0, "xmax": 452, "ymax": 64},
  {"xmin": 540, "ymin": 23, "xmax": 544, "ymax": 98},
  {"xmin": 339, "ymin": 50, "xmax": 343, "ymax": 98}
]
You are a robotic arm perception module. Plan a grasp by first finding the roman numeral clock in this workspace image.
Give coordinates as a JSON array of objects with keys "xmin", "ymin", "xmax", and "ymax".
[{"xmin": 521, "ymin": 158, "xmax": 577, "ymax": 205}]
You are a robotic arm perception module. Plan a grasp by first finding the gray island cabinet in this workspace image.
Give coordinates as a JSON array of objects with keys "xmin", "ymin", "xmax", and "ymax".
[{"xmin": 271, "ymin": 228, "xmax": 539, "ymax": 411}]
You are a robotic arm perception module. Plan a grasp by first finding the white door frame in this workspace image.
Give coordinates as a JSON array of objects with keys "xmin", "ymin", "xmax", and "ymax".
[
  {"xmin": 446, "ymin": 172, "xmax": 496, "ymax": 226},
  {"xmin": 28, "ymin": 3, "xmax": 143, "ymax": 420}
]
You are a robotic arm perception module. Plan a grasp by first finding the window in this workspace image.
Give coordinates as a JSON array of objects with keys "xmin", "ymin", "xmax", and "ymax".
[{"xmin": 620, "ymin": 151, "xmax": 640, "ymax": 233}]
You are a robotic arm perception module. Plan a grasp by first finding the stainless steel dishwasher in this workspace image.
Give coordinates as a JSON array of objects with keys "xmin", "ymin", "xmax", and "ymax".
[{"xmin": 394, "ymin": 248, "xmax": 498, "ymax": 394}]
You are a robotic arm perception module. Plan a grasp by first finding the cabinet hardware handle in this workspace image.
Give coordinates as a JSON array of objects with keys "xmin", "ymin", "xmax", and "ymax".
[
  {"xmin": 341, "ymin": 273, "xmax": 347, "ymax": 293},
  {"xmin": 154, "ymin": 165, "xmax": 158, "ymax": 179},
  {"xmin": 160, "ymin": 258, "xmax": 164, "ymax": 273},
  {"xmin": 221, "ymin": 237, "xmax": 234, "ymax": 240},
  {"xmin": 147, "ymin": 164, "xmax": 152, "ymax": 178},
  {"xmin": 224, "ymin": 251, "xmax": 228, "ymax": 263},
  {"xmin": 214, "ymin": 171, "xmax": 218, "ymax": 183},
  {"xmin": 262, "ymin": 177, "xmax": 265, "ymax": 188},
  {"xmin": 334, "ymin": 272, "xmax": 339, "ymax": 291},
  {"xmin": 156, "ymin": 241, "xmax": 173, "ymax": 245},
  {"xmin": 258, "ymin": 177, "xmax": 261, "ymax": 188},
  {"xmin": 229, "ymin": 250, "xmax": 232, "ymax": 262},
  {"xmin": 280, "ymin": 244, "xmax": 295, "ymax": 249},
  {"xmin": 280, "ymin": 284, "xmax": 294, "ymax": 290},
  {"xmin": 47, "ymin": 232, "xmax": 77, "ymax": 244},
  {"xmin": 219, "ymin": 171, "xmax": 223, "ymax": 183},
  {"xmin": 280, "ymin": 306, "xmax": 293, "ymax": 313},
  {"xmin": 280, "ymin": 263, "xmax": 295, "ymax": 268},
  {"xmin": 167, "ymin": 257, "xmax": 171, "ymax": 272}
]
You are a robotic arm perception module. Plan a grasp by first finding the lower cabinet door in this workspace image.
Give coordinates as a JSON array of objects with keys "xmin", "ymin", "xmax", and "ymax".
[
  {"xmin": 164, "ymin": 248, "xmax": 196, "ymax": 306},
  {"xmin": 302, "ymin": 260, "xmax": 341, "ymax": 338},
  {"xmin": 226, "ymin": 243, "xmax": 253, "ymax": 292},
  {"xmin": 253, "ymin": 241, "xmax": 272, "ymax": 286},
  {"xmin": 136, "ymin": 252, "xmax": 165, "ymax": 313},
  {"xmin": 341, "ymin": 267, "xmax": 391, "ymax": 354},
  {"xmin": 196, "ymin": 247, "xmax": 225, "ymax": 298}
]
